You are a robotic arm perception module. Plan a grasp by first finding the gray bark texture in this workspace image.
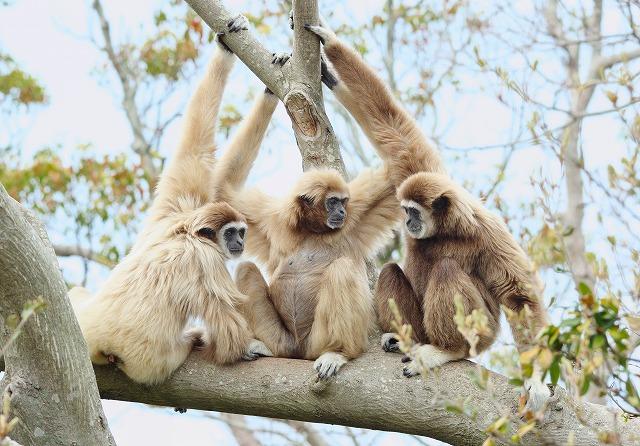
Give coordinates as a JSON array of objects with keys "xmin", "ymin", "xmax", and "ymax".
[
  {"xmin": 0, "ymin": 184, "xmax": 115, "ymax": 446},
  {"xmin": 94, "ymin": 348, "xmax": 640, "ymax": 446},
  {"xmin": 184, "ymin": 0, "xmax": 346, "ymax": 175}
]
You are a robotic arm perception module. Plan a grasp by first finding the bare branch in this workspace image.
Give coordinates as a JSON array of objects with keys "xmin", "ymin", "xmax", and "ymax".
[
  {"xmin": 53, "ymin": 243, "xmax": 114, "ymax": 268},
  {"xmin": 92, "ymin": 0, "xmax": 160, "ymax": 185}
]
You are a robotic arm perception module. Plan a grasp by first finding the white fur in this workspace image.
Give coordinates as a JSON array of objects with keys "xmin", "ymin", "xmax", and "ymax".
[
  {"xmin": 314, "ymin": 352, "xmax": 348, "ymax": 379},
  {"xmin": 217, "ymin": 221, "xmax": 248, "ymax": 258},
  {"xmin": 400, "ymin": 199, "xmax": 435, "ymax": 239},
  {"xmin": 403, "ymin": 344, "xmax": 465, "ymax": 376},
  {"xmin": 524, "ymin": 366, "xmax": 552, "ymax": 412},
  {"xmin": 381, "ymin": 332, "xmax": 401, "ymax": 352}
]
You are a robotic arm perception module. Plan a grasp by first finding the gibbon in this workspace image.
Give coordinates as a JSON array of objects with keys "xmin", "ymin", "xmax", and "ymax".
[
  {"xmin": 306, "ymin": 24, "xmax": 551, "ymax": 410},
  {"xmin": 68, "ymin": 17, "xmax": 276, "ymax": 385},
  {"xmin": 212, "ymin": 56, "xmax": 418, "ymax": 380}
]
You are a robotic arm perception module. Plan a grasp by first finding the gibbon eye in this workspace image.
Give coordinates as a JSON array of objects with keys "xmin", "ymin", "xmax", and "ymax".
[
  {"xmin": 197, "ymin": 227, "xmax": 216, "ymax": 240},
  {"xmin": 224, "ymin": 228, "xmax": 234, "ymax": 240},
  {"xmin": 402, "ymin": 206, "xmax": 409, "ymax": 215},
  {"xmin": 238, "ymin": 228, "xmax": 246, "ymax": 239}
]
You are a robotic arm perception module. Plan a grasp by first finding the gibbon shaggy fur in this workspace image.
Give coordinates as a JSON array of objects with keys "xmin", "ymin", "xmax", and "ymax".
[
  {"xmin": 69, "ymin": 18, "xmax": 276, "ymax": 384},
  {"xmin": 307, "ymin": 23, "xmax": 551, "ymax": 410},
  {"xmin": 213, "ymin": 58, "xmax": 417, "ymax": 380}
]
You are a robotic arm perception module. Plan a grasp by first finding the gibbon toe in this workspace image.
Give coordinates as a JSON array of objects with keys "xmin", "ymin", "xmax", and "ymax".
[
  {"xmin": 227, "ymin": 14, "xmax": 249, "ymax": 33},
  {"xmin": 314, "ymin": 352, "xmax": 347, "ymax": 380},
  {"xmin": 242, "ymin": 339, "xmax": 273, "ymax": 361},
  {"xmin": 523, "ymin": 376, "xmax": 552, "ymax": 413},
  {"xmin": 381, "ymin": 332, "xmax": 401, "ymax": 353}
]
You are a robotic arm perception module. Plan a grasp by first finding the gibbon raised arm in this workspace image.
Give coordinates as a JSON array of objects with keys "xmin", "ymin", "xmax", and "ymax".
[
  {"xmin": 69, "ymin": 18, "xmax": 272, "ymax": 385},
  {"xmin": 307, "ymin": 24, "xmax": 551, "ymax": 412}
]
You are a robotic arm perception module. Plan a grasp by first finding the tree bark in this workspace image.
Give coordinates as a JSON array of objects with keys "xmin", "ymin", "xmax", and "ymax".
[
  {"xmin": 0, "ymin": 184, "xmax": 115, "ymax": 446},
  {"xmin": 93, "ymin": 350, "xmax": 640, "ymax": 446},
  {"xmin": 184, "ymin": 0, "xmax": 346, "ymax": 175}
]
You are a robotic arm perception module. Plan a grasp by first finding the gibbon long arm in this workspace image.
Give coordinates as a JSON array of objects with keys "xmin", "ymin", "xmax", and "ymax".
[
  {"xmin": 154, "ymin": 47, "xmax": 235, "ymax": 214},
  {"xmin": 310, "ymin": 25, "xmax": 445, "ymax": 186},
  {"xmin": 213, "ymin": 91, "xmax": 279, "ymax": 261}
]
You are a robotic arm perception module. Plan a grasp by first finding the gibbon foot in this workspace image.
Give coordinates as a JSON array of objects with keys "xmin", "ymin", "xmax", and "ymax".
[
  {"xmin": 314, "ymin": 352, "xmax": 347, "ymax": 380},
  {"xmin": 271, "ymin": 52, "xmax": 291, "ymax": 66},
  {"xmin": 216, "ymin": 14, "xmax": 249, "ymax": 51},
  {"xmin": 174, "ymin": 408, "xmax": 187, "ymax": 414},
  {"xmin": 304, "ymin": 24, "xmax": 337, "ymax": 46},
  {"xmin": 242, "ymin": 339, "xmax": 273, "ymax": 361},
  {"xmin": 381, "ymin": 332, "xmax": 401, "ymax": 353},
  {"xmin": 320, "ymin": 56, "xmax": 338, "ymax": 89},
  {"xmin": 227, "ymin": 14, "xmax": 249, "ymax": 33},
  {"xmin": 106, "ymin": 353, "xmax": 120, "ymax": 365},
  {"xmin": 523, "ymin": 376, "xmax": 552, "ymax": 413},
  {"xmin": 401, "ymin": 344, "xmax": 464, "ymax": 377}
]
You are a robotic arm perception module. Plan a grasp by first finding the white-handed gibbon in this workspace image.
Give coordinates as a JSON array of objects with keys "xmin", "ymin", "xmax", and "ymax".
[
  {"xmin": 68, "ymin": 17, "xmax": 277, "ymax": 385},
  {"xmin": 212, "ymin": 62, "xmax": 416, "ymax": 380},
  {"xmin": 306, "ymin": 23, "xmax": 551, "ymax": 410}
]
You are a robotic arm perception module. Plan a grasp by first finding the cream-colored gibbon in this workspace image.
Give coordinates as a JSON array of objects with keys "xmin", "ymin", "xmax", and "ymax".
[
  {"xmin": 68, "ymin": 16, "xmax": 277, "ymax": 385},
  {"xmin": 212, "ymin": 49, "xmax": 423, "ymax": 378},
  {"xmin": 306, "ymin": 23, "xmax": 551, "ymax": 410}
]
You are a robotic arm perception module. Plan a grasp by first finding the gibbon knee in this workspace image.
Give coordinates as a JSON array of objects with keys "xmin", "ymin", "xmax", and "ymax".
[
  {"xmin": 375, "ymin": 263, "xmax": 426, "ymax": 342},
  {"xmin": 424, "ymin": 258, "xmax": 498, "ymax": 355},
  {"xmin": 235, "ymin": 261, "xmax": 267, "ymax": 300}
]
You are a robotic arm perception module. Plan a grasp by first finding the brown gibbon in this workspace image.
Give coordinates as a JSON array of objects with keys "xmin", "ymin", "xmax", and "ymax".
[
  {"xmin": 212, "ymin": 56, "xmax": 419, "ymax": 379},
  {"xmin": 306, "ymin": 23, "xmax": 551, "ymax": 410},
  {"xmin": 68, "ymin": 16, "xmax": 277, "ymax": 385}
]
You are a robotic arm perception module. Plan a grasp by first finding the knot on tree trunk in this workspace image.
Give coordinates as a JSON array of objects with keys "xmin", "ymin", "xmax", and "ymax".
[{"xmin": 284, "ymin": 91, "xmax": 321, "ymax": 140}]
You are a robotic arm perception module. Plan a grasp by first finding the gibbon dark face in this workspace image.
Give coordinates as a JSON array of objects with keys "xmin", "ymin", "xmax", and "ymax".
[
  {"xmin": 398, "ymin": 173, "xmax": 452, "ymax": 239},
  {"xmin": 293, "ymin": 169, "xmax": 350, "ymax": 234},
  {"xmin": 325, "ymin": 194, "xmax": 348, "ymax": 229},
  {"xmin": 188, "ymin": 202, "xmax": 248, "ymax": 258}
]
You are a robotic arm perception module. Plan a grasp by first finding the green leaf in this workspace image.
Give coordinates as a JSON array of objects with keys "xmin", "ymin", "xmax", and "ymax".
[
  {"xmin": 580, "ymin": 375, "xmax": 591, "ymax": 396},
  {"xmin": 577, "ymin": 282, "xmax": 592, "ymax": 296},
  {"xmin": 509, "ymin": 378, "xmax": 524, "ymax": 387},
  {"xmin": 549, "ymin": 359, "xmax": 560, "ymax": 386},
  {"xmin": 590, "ymin": 334, "xmax": 606, "ymax": 350}
]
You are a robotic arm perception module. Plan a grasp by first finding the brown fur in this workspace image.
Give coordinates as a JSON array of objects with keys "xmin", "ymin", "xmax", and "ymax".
[
  {"xmin": 318, "ymin": 30, "xmax": 548, "ymax": 356},
  {"xmin": 68, "ymin": 47, "xmax": 274, "ymax": 384}
]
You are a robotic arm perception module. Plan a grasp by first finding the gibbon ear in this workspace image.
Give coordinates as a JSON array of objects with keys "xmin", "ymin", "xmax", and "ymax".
[{"xmin": 432, "ymin": 193, "xmax": 451, "ymax": 213}]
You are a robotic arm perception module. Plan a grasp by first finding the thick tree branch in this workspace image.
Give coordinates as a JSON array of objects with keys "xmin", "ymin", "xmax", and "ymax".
[
  {"xmin": 0, "ymin": 185, "xmax": 115, "ymax": 445},
  {"xmin": 92, "ymin": 350, "xmax": 640, "ymax": 446},
  {"xmin": 184, "ymin": 0, "xmax": 346, "ymax": 175}
]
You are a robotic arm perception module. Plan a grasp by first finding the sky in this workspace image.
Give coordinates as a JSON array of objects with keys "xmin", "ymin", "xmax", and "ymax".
[{"xmin": 0, "ymin": 0, "xmax": 637, "ymax": 444}]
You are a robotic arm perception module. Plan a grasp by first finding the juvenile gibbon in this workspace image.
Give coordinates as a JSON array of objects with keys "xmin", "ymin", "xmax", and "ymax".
[
  {"xmin": 306, "ymin": 24, "xmax": 551, "ymax": 410},
  {"xmin": 69, "ymin": 17, "xmax": 276, "ymax": 385},
  {"xmin": 212, "ymin": 60, "xmax": 418, "ymax": 379}
]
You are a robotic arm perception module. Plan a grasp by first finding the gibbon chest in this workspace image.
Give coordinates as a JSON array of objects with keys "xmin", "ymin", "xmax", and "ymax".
[{"xmin": 269, "ymin": 248, "xmax": 338, "ymax": 350}]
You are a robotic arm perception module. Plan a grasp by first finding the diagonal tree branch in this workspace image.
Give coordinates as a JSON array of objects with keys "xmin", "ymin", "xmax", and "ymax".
[
  {"xmin": 184, "ymin": 0, "xmax": 346, "ymax": 175},
  {"xmin": 92, "ymin": 0, "xmax": 161, "ymax": 187}
]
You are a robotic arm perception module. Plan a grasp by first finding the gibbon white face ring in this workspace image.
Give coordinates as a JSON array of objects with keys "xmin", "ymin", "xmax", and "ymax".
[
  {"xmin": 400, "ymin": 200, "xmax": 434, "ymax": 239},
  {"xmin": 217, "ymin": 221, "xmax": 248, "ymax": 258}
]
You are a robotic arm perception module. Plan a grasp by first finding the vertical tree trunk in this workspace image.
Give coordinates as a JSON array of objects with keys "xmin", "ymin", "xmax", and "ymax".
[{"xmin": 0, "ymin": 184, "xmax": 115, "ymax": 446}]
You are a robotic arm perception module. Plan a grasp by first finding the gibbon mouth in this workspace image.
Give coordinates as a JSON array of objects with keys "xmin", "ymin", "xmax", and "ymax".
[
  {"xmin": 228, "ymin": 247, "xmax": 244, "ymax": 256},
  {"xmin": 327, "ymin": 218, "xmax": 345, "ymax": 229}
]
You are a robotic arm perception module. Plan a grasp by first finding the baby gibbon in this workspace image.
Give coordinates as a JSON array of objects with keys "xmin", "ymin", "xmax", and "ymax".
[
  {"xmin": 307, "ymin": 23, "xmax": 551, "ymax": 411},
  {"xmin": 69, "ymin": 17, "xmax": 275, "ymax": 384}
]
